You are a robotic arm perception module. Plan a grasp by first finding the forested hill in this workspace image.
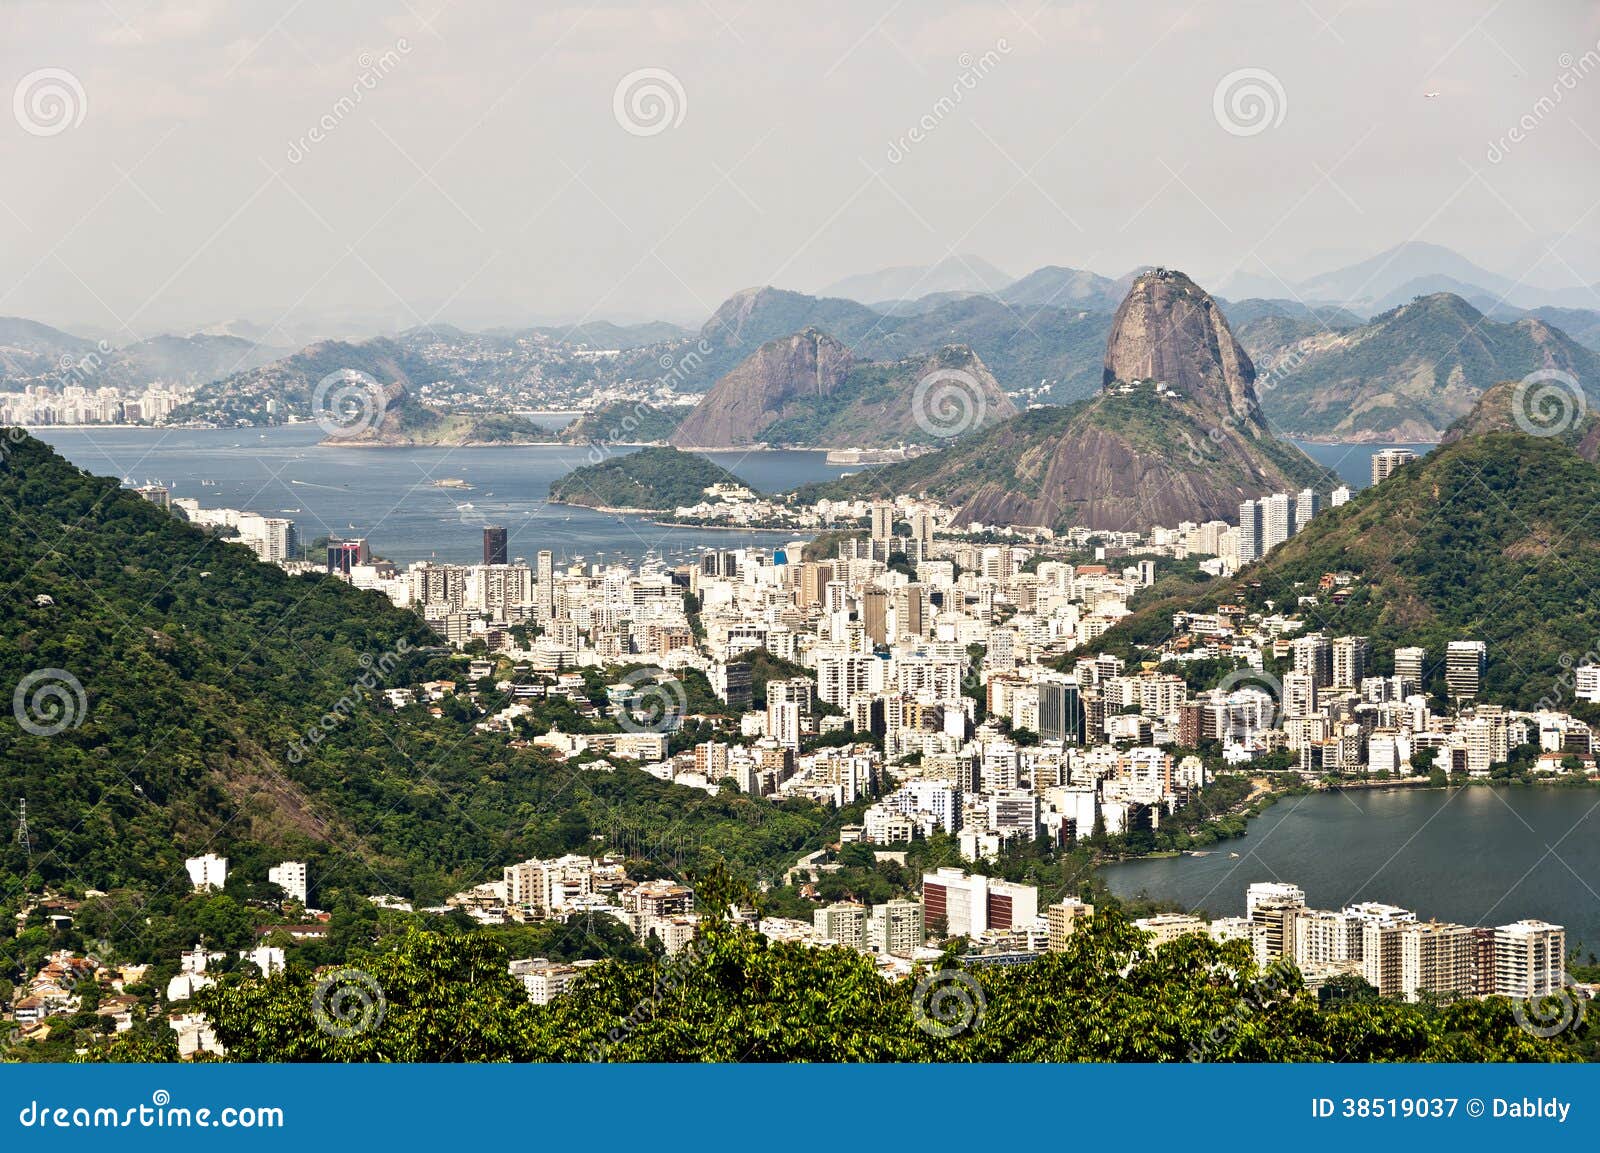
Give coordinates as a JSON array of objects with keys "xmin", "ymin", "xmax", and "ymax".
[
  {"xmin": 1097, "ymin": 430, "xmax": 1600, "ymax": 707},
  {"xmin": 0, "ymin": 433, "xmax": 829, "ymax": 906}
]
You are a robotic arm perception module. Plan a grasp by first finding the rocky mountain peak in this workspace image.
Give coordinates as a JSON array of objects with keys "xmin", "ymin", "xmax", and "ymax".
[{"xmin": 1101, "ymin": 269, "xmax": 1262, "ymax": 425}]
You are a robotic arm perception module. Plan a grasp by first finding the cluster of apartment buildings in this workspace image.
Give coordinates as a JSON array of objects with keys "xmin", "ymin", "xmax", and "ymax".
[
  {"xmin": 1140, "ymin": 881, "xmax": 1572, "ymax": 1004},
  {"xmin": 3, "ymin": 381, "xmax": 191, "ymax": 425}
]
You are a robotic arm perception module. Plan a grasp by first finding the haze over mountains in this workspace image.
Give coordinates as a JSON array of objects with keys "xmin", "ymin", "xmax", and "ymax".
[{"xmin": 7, "ymin": 241, "xmax": 1600, "ymax": 446}]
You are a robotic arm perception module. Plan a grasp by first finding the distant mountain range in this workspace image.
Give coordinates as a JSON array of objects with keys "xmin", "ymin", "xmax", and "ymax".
[
  {"xmin": 0, "ymin": 317, "xmax": 286, "ymax": 392},
  {"xmin": 818, "ymin": 254, "xmax": 1014, "ymax": 304},
  {"xmin": 1218, "ymin": 240, "xmax": 1600, "ymax": 314},
  {"xmin": 1245, "ymin": 293, "xmax": 1600, "ymax": 441},
  {"xmin": 8, "ymin": 241, "xmax": 1600, "ymax": 445}
]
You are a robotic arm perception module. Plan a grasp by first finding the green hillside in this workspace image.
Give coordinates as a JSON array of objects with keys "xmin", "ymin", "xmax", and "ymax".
[
  {"xmin": 1099, "ymin": 431, "xmax": 1600, "ymax": 707},
  {"xmin": 549, "ymin": 446, "xmax": 746, "ymax": 510},
  {"xmin": 0, "ymin": 434, "xmax": 833, "ymax": 908}
]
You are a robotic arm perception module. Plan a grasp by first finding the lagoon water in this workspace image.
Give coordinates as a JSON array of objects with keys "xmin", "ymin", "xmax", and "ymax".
[
  {"xmin": 1102, "ymin": 786, "xmax": 1600, "ymax": 954},
  {"xmin": 34, "ymin": 425, "xmax": 855, "ymax": 566},
  {"xmin": 1289, "ymin": 440, "xmax": 1438, "ymax": 491}
]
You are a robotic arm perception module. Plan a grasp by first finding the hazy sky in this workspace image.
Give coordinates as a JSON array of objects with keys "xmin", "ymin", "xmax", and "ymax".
[{"xmin": 4, "ymin": 0, "xmax": 1599, "ymax": 338}]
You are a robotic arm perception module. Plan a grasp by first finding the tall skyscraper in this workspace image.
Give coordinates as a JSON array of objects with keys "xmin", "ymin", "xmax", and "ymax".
[
  {"xmin": 1294, "ymin": 488, "xmax": 1321, "ymax": 534},
  {"xmin": 1236, "ymin": 499, "xmax": 1263, "ymax": 563},
  {"xmin": 870, "ymin": 502, "xmax": 894, "ymax": 543},
  {"xmin": 1332, "ymin": 635, "xmax": 1369, "ymax": 688},
  {"xmin": 1371, "ymin": 448, "xmax": 1418, "ymax": 486},
  {"xmin": 1038, "ymin": 680, "xmax": 1084, "ymax": 746},
  {"xmin": 326, "ymin": 538, "xmax": 369, "ymax": 575},
  {"xmin": 483, "ymin": 525, "xmax": 508, "ymax": 566},
  {"xmin": 1262, "ymin": 492, "xmax": 1293, "ymax": 551},
  {"xmin": 1292, "ymin": 633, "xmax": 1333, "ymax": 688},
  {"xmin": 536, "ymin": 549, "xmax": 554, "ymax": 618},
  {"xmin": 1394, "ymin": 646, "xmax": 1426, "ymax": 688},
  {"xmin": 1446, "ymin": 640, "xmax": 1486, "ymax": 701}
]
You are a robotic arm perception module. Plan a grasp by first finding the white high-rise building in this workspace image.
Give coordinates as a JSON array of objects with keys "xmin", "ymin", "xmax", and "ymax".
[
  {"xmin": 1246, "ymin": 881, "xmax": 1306, "ymax": 918},
  {"xmin": 1493, "ymin": 919, "xmax": 1566, "ymax": 998},
  {"xmin": 1330, "ymin": 485, "xmax": 1352, "ymax": 507},
  {"xmin": 1294, "ymin": 488, "xmax": 1321, "ymax": 534},
  {"xmin": 184, "ymin": 854, "xmax": 229, "ymax": 892},
  {"xmin": 1262, "ymin": 493, "xmax": 1293, "ymax": 552},
  {"xmin": 267, "ymin": 860, "xmax": 308, "ymax": 906},
  {"xmin": 1236, "ymin": 500, "xmax": 1263, "ymax": 563}
]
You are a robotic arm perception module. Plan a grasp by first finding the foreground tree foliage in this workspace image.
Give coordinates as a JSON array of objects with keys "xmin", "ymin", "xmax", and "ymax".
[{"xmin": 160, "ymin": 906, "xmax": 1591, "ymax": 1063}]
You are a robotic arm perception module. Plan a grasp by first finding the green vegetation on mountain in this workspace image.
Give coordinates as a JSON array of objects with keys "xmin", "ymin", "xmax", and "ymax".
[
  {"xmin": 0, "ymin": 434, "xmax": 840, "ymax": 914},
  {"xmin": 1253, "ymin": 293, "xmax": 1600, "ymax": 441},
  {"xmin": 322, "ymin": 383, "xmax": 552, "ymax": 446},
  {"xmin": 559, "ymin": 402, "xmax": 685, "ymax": 445},
  {"xmin": 1099, "ymin": 429, "xmax": 1600, "ymax": 708},
  {"xmin": 549, "ymin": 446, "xmax": 746, "ymax": 510}
]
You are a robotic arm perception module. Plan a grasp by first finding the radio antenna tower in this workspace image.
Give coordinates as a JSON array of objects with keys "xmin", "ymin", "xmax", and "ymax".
[{"xmin": 15, "ymin": 798, "xmax": 30, "ymax": 861}]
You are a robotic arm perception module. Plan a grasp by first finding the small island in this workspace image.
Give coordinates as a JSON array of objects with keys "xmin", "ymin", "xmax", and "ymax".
[{"xmin": 548, "ymin": 446, "xmax": 749, "ymax": 512}]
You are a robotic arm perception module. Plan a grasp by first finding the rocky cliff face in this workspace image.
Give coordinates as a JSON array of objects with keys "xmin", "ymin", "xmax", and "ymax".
[
  {"xmin": 801, "ymin": 272, "xmax": 1332, "ymax": 530},
  {"xmin": 1440, "ymin": 377, "xmax": 1600, "ymax": 461},
  {"xmin": 670, "ymin": 328, "xmax": 856, "ymax": 447},
  {"xmin": 1102, "ymin": 268, "xmax": 1264, "ymax": 426}
]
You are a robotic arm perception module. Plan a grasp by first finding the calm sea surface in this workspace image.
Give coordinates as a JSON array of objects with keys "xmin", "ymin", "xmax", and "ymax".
[
  {"xmin": 33, "ymin": 425, "xmax": 853, "ymax": 565},
  {"xmin": 1103, "ymin": 787, "xmax": 1600, "ymax": 954},
  {"xmin": 1289, "ymin": 440, "xmax": 1437, "ymax": 490}
]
